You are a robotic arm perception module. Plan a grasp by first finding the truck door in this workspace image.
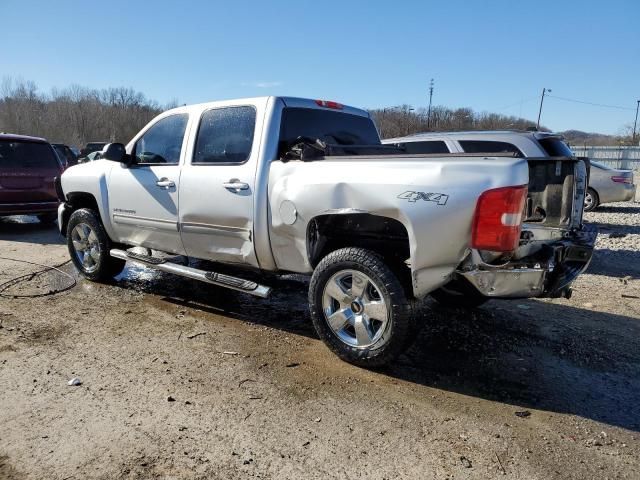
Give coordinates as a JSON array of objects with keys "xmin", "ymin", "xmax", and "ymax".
[
  {"xmin": 108, "ymin": 113, "xmax": 189, "ymax": 254},
  {"xmin": 178, "ymin": 105, "xmax": 260, "ymax": 267}
]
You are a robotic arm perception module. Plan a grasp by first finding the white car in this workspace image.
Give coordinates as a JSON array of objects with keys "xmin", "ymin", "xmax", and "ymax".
[
  {"xmin": 584, "ymin": 161, "xmax": 635, "ymax": 211},
  {"xmin": 382, "ymin": 131, "xmax": 636, "ymax": 212}
]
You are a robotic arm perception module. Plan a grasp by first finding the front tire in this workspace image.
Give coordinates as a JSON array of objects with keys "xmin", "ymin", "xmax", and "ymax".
[
  {"xmin": 67, "ymin": 208, "xmax": 126, "ymax": 281},
  {"xmin": 309, "ymin": 247, "xmax": 418, "ymax": 367},
  {"xmin": 584, "ymin": 188, "xmax": 599, "ymax": 212}
]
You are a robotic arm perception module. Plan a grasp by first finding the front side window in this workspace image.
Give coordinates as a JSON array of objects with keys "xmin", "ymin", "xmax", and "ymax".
[
  {"xmin": 134, "ymin": 114, "xmax": 188, "ymax": 165},
  {"xmin": 193, "ymin": 106, "xmax": 256, "ymax": 164},
  {"xmin": 458, "ymin": 140, "xmax": 523, "ymax": 157}
]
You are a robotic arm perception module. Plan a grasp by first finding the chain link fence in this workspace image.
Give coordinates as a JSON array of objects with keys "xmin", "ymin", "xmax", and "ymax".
[{"xmin": 570, "ymin": 146, "xmax": 640, "ymax": 170}]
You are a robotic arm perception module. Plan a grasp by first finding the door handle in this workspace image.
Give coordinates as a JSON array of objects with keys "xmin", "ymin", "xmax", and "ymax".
[
  {"xmin": 156, "ymin": 178, "xmax": 175, "ymax": 189},
  {"xmin": 223, "ymin": 180, "xmax": 249, "ymax": 191}
]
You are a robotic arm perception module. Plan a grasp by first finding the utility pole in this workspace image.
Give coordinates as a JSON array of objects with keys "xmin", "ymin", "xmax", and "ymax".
[
  {"xmin": 633, "ymin": 100, "xmax": 640, "ymax": 144},
  {"xmin": 427, "ymin": 79, "xmax": 434, "ymax": 129},
  {"xmin": 536, "ymin": 87, "xmax": 551, "ymax": 130}
]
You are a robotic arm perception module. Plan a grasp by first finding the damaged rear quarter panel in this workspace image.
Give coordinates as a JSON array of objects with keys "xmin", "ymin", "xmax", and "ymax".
[{"xmin": 267, "ymin": 156, "xmax": 529, "ymax": 298}]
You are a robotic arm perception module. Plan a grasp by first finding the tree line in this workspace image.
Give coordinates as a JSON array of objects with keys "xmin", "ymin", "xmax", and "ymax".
[
  {"xmin": 0, "ymin": 77, "xmax": 634, "ymax": 147},
  {"xmin": 370, "ymin": 104, "xmax": 541, "ymax": 139},
  {"xmin": 0, "ymin": 77, "xmax": 172, "ymax": 147}
]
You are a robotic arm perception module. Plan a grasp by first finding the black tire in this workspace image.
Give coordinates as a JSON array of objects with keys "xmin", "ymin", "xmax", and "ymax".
[
  {"xmin": 37, "ymin": 212, "xmax": 57, "ymax": 224},
  {"xmin": 66, "ymin": 208, "xmax": 126, "ymax": 281},
  {"xmin": 309, "ymin": 247, "xmax": 418, "ymax": 367},
  {"xmin": 430, "ymin": 278, "xmax": 489, "ymax": 308},
  {"xmin": 584, "ymin": 187, "xmax": 599, "ymax": 212}
]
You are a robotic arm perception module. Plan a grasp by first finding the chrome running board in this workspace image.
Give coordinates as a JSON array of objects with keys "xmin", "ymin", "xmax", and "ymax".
[{"xmin": 110, "ymin": 249, "xmax": 271, "ymax": 298}]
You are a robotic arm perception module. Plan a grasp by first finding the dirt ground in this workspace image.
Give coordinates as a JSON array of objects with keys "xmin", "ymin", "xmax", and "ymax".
[{"xmin": 1, "ymin": 203, "xmax": 639, "ymax": 480}]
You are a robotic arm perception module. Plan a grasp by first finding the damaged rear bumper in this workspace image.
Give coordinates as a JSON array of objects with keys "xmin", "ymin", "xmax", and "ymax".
[{"xmin": 459, "ymin": 224, "xmax": 597, "ymax": 299}]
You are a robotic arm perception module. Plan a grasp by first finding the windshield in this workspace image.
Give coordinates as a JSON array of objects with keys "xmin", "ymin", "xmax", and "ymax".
[
  {"xmin": 0, "ymin": 140, "xmax": 59, "ymax": 169},
  {"xmin": 278, "ymin": 108, "xmax": 380, "ymax": 158}
]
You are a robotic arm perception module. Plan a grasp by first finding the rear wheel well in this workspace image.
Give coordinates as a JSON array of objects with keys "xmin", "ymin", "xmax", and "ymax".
[
  {"xmin": 60, "ymin": 192, "xmax": 100, "ymax": 235},
  {"xmin": 307, "ymin": 213, "xmax": 413, "ymax": 295}
]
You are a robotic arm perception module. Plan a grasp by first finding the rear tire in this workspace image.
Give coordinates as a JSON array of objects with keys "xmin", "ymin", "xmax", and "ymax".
[
  {"xmin": 309, "ymin": 247, "xmax": 419, "ymax": 368},
  {"xmin": 67, "ymin": 208, "xmax": 126, "ymax": 281},
  {"xmin": 430, "ymin": 278, "xmax": 489, "ymax": 308},
  {"xmin": 584, "ymin": 188, "xmax": 599, "ymax": 212}
]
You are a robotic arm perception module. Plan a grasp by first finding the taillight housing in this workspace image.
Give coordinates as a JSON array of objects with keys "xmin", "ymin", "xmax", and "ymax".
[
  {"xmin": 611, "ymin": 175, "xmax": 632, "ymax": 184},
  {"xmin": 471, "ymin": 185, "xmax": 528, "ymax": 252}
]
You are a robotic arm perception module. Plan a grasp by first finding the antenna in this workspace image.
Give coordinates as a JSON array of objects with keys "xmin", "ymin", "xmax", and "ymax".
[{"xmin": 427, "ymin": 79, "xmax": 434, "ymax": 129}]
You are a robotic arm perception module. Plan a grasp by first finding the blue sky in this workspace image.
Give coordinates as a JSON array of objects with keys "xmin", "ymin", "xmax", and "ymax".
[{"xmin": 1, "ymin": 0, "xmax": 638, "ymax": 134}]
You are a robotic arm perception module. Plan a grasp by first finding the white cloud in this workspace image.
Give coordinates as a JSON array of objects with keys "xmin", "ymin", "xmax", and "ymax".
[{"xmin": 242, "ymin": 81, "xmax": 283, "ymax": 88}]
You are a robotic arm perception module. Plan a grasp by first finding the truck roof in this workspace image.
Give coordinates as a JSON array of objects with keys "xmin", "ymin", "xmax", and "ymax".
[
  {"xmin": 385, "ymin": 130, "xmax": 562, "ymax": 143},
  {"xmin": 0, "ymin": 132, "xmax": 48, "ymax": 143},
  {"xmin": 166, "ymin": 96, "xmax": 371, "ymax": 118}
]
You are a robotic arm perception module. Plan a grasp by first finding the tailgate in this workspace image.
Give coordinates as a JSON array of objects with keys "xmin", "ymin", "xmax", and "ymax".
[{"xmin": 519, "ymin": 156, "xmax": 588, "ymax": 248}]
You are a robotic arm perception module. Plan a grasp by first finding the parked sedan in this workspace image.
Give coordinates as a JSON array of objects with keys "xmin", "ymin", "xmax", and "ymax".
[
  {"xmin": 584, "ymin": 161, "xmax": 636, "ymax": 211},
  {"xmin": 0, "ymin": 133, "xmax": 63, "ymax": 223}
]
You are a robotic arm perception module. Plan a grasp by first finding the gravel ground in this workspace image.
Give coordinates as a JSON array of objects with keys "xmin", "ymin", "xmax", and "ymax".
[{"xmin": 0, "ymin": 202, "xmax": 639, "ymax": 479}]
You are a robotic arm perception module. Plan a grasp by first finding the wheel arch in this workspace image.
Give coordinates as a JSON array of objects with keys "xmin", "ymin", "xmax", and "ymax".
[{"xmin": 306, "ymin": 213, "xmax": 413, "ymax": 294}]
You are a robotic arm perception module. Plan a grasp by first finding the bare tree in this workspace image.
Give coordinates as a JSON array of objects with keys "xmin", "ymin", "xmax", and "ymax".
[{"xmin": 0, "ymin": 77, "xmax": 169, "ymax": 147}]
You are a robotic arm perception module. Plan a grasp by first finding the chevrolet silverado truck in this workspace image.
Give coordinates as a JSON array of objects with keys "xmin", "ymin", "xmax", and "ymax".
[{"xmin": 56, "ymin": 97, "xmax": 596, "ymax": 367}]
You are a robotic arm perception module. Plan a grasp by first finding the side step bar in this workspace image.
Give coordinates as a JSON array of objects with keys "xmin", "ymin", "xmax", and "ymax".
[{"xmin": 110, "ymin": 249, "xmax": 271, "ymax": 298}]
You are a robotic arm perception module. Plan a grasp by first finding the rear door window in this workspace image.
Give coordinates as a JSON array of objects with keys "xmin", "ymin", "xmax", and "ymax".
[
  {"xmin": 396, "ymin": 140, "xmax": 450, "ymax": 154},
  {"xmin": 193, "ymin": 106, "xmax": 256, "ymax": 164},
  {"xmin": 0, "ymin": 140, "xmax": 59, "ymax": 169},
  {"xmin": 458, "ymin": 140, "xmax": 523, "ymax": 157}
]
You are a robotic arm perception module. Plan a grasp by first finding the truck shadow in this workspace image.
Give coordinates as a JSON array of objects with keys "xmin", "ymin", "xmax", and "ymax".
[
  {"xmin": 114, "ymin": 262, "xmax": 640, "ymax": 433},
  {"xmin": 586, "ymin": 248, "xmax": 640, "ymax": 279},
  {"xmin": 592, "ymin": 222, "xmax": 640, "ymax": 236},
  {"xmin": 594, "ymin": 205, "xmax": 640, "ymax": 214},
  {"xmin": 0, "ymin": 216, "xmax": 64, "ymax": 245},
  {"xmin": 391, "ymin": 299, "xmax": 640, "ymax": 433}
]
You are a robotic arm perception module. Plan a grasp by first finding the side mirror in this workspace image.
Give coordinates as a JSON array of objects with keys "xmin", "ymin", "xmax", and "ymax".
[{"xmin": 102, "ymin": 143, "xmax": 133, "ymax": 165}]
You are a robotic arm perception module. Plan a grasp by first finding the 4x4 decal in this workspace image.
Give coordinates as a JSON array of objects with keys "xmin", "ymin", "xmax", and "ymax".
[{"xmin": 397, "ymin": 191, "xmax": 449, "ymax": 205}]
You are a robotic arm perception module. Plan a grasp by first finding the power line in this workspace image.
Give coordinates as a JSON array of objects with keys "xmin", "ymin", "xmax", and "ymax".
[
  {"xmin": 496, "ymin": 95, "xmax": 538, "ymax": 112},
  {"xmin": 546, "ymin": 94, "xmax": 635, "ymax": 111}
]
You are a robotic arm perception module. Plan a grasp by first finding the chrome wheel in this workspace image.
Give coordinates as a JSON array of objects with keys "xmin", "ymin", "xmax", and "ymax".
[
  {"xmin": 71, "ymin": 223, "xmax": 101, "ymax": 272},
  {"xmin": 584, "ymin": 191, "xmax": 594, "ymax": 210},
  {"xmin": 322, "ymin": 269, "xmax": 390, "ymax": 348}
]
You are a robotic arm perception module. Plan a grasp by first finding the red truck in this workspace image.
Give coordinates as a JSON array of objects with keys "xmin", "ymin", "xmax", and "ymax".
[{"xmin": 0, "ymin": 133, "xmax": 64, "ymax": 223}]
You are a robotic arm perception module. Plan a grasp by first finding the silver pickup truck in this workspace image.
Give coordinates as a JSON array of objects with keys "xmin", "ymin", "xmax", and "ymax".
[{"xmin": 56, "ymin": 97, "xmax": 596, "ymax": 367}]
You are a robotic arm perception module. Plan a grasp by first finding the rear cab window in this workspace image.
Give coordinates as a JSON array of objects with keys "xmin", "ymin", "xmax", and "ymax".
[
  {"xmin": 537, "ymin": 137, "xmax": 574, "ymax": 157},
  {"xmin": 278, "ymin": 108, "xmax": 380, "ymax": 158},
  {"xmin": 0, "ymin": 140, "xmax": 59, "ymax": 169},
  {"xmin": 458, "ymin": 140, "xmax": 523, "ymax": 157}
]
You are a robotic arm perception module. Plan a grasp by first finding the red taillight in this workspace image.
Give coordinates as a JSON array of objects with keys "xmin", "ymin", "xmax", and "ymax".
[
  {"xmin": 315, "ymin": 99, "xmax": 343, "ymax": 109},
  {"xmin": 611, "ymin": 175, "xmax": 632, "ymax": 184},
  {"xmin": 471, "ymin": 185, "xmax": 528, "ymax": 252}
]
